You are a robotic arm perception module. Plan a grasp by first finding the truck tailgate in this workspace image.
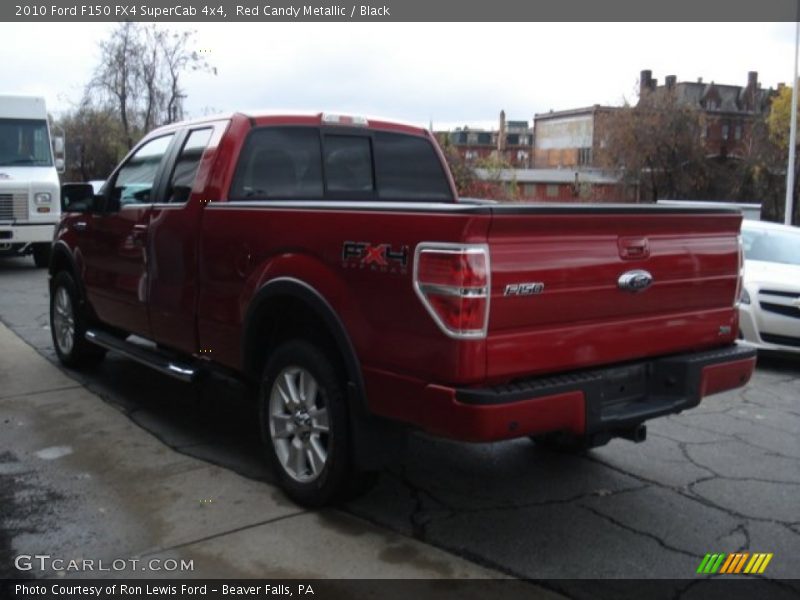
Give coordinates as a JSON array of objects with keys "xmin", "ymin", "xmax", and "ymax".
[{"xmin": 486, "ymin": 206, "xmax": 742, "ymax": 380}]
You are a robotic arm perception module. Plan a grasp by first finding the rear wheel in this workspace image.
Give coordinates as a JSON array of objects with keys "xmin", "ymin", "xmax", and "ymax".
[
  {"xmin": 50, "ymin": 271, "xmax": 105, "ymax": 368},
  {"xmin": 259, "ymin": 339, "xmax": 356, "ymax": 507},
  {"xmin": 33, "ymin": 243, "xmax": 51, "ymax": 268}
]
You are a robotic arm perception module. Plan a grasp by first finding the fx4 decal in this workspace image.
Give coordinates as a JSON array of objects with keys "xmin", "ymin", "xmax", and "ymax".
[{"xmin": 342, "ymin": 242, "xmax": 409, "ymax": 274}]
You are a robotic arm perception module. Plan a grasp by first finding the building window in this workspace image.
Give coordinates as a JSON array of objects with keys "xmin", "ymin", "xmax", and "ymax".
[
  {"xmin": 523, "ymin": 183, "xmax": 536, "ymax": 197},
  {"xmin": 516, "ymin": 150, "xmax": 529, "ymax": 162},
  {"xmin": 734, "ymin": 124, "xmax": 742, "ymax": 140},
  {"xmin": 578, "ymin": 147, "xmax": 592, "ymax": 166},
  {"xmin": 467, "ymin": 132, "xmax": 478, "ymax": 144},
  {"xmin": 546, "ymin": 184, "xmax": 559, "ymax": 198},
  {"xmin": 519, "ymin": 135, "xmax": 529, "ymax": 146},
  {"xmin": 465, "ymin": 150, "xmax": 478, "ymax": 161},
  {"xmin": 722, "ymin": 124, "xmax": 730, "ymax": 140}
]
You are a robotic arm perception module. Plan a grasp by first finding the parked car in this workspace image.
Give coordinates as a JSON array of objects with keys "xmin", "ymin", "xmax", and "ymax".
[
  {"xmin": 738, "ymin": 220, "xmax": 800, "ymax": 354},
  {"xmin": 50, "ymin": 111, "xmax": 756, "ymax": 506}
]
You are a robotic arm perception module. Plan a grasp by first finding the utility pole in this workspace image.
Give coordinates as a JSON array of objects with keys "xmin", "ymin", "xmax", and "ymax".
[{"xmin": 785, "ymin": 17, "xmax": 799, "ymax": 225}]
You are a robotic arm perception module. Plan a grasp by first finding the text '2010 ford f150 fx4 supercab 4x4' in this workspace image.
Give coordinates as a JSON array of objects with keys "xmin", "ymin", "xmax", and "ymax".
[{"xmin": 50, "ymin": 111, "xmax": 756, "ymax": 506}]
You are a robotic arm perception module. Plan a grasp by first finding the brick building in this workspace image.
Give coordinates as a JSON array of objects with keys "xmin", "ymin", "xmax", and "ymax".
[
  {"xmin": 439, "ymin": 111, "xmax": 533, "ymax": 167},
  {"xmin": 531, "ymin": 105, "xmax": 618, "ymax": 169},
  {"xmin": 638, "ymin": 69, "xmax": 775, "ymax": 159}
]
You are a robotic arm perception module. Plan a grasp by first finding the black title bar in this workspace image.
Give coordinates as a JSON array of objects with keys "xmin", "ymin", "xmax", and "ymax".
[{"xmin": 3, "ymin": 0, "xmax": 800, "ymax": 22}]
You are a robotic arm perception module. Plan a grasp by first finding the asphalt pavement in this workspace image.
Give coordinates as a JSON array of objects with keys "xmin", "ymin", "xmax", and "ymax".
[{"xmin": 1, "ymin": 256, "xmax": 798, "ymax": 597}]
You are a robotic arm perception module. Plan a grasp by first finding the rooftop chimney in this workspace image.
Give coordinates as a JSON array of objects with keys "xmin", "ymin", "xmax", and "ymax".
[
  {"xmin": 665, "ymin": 75, "xmax": 676, "ymax": 89},
  {"xmin": 497, "ymin": 110, "xmax": 507, "ymax": 152},
  {"xmin": 697, "ymin": 77, "xmax": 703, "ymax": 84},
  {"xmin": 748, "ymin": 71, "xmax": 758, "ymax": 88},
  {"xmin": 640, "ymin": 69, "xmax": 653, "ymax": 95}
]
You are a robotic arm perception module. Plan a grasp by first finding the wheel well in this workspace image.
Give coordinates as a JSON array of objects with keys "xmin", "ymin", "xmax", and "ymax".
[
  {"xmin": 244, "ymin": 294, "xmax": 347, "ymax": 385},
  {"xmin": 49, "ymin": 247, "xmax": 74, "ymax": 283}
]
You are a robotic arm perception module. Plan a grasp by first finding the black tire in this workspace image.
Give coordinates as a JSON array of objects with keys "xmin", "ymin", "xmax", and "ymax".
[
  {"xmin": 50, "ymin": 271, "xmax": 106, "ymax": 368},
  {"xmin": 259, "ymin": 339, "xmax": 356, "ymax": 507},
  {"xmin": 32, "ymin": 243, "xmax": 51, "ymax": 268}
]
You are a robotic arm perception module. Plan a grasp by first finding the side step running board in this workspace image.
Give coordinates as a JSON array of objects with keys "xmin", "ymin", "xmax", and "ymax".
[{"xmin": 85, "ymin": 329, "xmax": 199, "ymax": 383}]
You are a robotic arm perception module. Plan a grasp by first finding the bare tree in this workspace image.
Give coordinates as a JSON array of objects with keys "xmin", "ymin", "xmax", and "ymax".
[
  {"xmin": 87, "ymin": 23, "xmax": 215, "ymax": 148},
  {"xmin": 158, "ymin": 29, "xmax": 215, "ymax": 124},
  {"xmin": 600, "ymin": 89, "xmax": 708, "ymax": 201},
  {"xmin": 91, "ymin": 22, "xmax": 142, "ymax": 149}
]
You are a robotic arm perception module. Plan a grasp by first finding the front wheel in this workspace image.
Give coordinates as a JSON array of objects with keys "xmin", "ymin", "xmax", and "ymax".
[
  {"xmin": 259, "ymin": 340, "xmax": 354, "ymax": 507},
  {"xmin": 50, "ymin": 271, "xmax": 105, "ymax": 368}
]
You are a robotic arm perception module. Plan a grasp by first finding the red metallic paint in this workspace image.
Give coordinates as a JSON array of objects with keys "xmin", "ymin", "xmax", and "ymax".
[{"xmin": 54, "ymin": 112, "xmax": 754, "ymax": 444}]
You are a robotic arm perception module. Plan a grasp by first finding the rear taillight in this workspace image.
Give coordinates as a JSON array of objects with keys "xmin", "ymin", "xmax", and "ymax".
[{"xmin": 413, "ymin": 243, "xmax": 490, "ymax": 339}]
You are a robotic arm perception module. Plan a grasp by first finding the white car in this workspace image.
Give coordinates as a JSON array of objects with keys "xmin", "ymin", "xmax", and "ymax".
[{"xmin": 738, "ymin": 220, "xmax": 800, "ymax": 354}]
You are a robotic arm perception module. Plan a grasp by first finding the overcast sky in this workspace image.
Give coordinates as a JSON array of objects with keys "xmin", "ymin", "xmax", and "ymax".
[{"xmin": 1, "ymin": 22, "xmax": 795, "ymax": 130}]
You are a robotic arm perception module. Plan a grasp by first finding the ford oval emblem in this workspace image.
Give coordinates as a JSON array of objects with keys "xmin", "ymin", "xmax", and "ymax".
[{"xmin": 618, "ymin": 269, "xmax": 653, "ymax": 292}]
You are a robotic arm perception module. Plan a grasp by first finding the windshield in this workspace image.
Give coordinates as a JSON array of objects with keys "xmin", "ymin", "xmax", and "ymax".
[
  {"xmin": 742, "ymin": 227, "xmax": 800, "ymax": 266},
  {"xmin": 0, "ymin": 118, "xmax": 53, "ymax": 167}
]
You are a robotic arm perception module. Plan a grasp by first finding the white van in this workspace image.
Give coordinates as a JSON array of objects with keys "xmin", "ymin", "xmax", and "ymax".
[{"xmin": 0, "ymin": 95, "xmax": 64, "ymax": 267}]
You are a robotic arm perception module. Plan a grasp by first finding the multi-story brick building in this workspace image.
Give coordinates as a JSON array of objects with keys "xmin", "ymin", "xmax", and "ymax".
[
  {"xmin": 638, "ymin": 69, "xmax": 775, "ymax": 159},
  {"xmin": 531, "ymin": 105, "xmax": 618, "ymax": 169}
]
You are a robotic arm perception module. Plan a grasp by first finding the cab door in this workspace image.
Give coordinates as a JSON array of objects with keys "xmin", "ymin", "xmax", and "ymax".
[
  {"xmin": 147, "ymin": 125, "xmax": 219, "ymax": 354},
  {"xmin": 81, "ymin": 133, "xmax": 176, "ymax": 338}
]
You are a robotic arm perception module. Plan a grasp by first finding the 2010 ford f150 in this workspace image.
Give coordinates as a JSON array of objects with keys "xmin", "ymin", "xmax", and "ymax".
[{"xmin": 50, "ymin": 111, "xmax": 756, "ymax": 506}]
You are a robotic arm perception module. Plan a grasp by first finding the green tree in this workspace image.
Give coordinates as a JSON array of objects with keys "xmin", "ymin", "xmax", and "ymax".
[
  {"xmin": 764, "ymin": 85, "xmax": 800, "ymax": 224},
  {"xmin": 767, "ymin": 85, "xmax": 794, "ymax": 151}
]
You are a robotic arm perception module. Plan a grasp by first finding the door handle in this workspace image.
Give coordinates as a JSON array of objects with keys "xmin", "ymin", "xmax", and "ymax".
[
  {"xmin": 131, "ymin": 223, "xmax": 148, "ymax": 247},
  {"xmin": 73, "ymin": 221, "xmax": 87, "ymax": 232}
]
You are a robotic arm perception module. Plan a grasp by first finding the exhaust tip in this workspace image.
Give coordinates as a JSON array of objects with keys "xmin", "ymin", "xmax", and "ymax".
[{"xmin": 618, "ymin": 424, "xmax": 647, "ymax": 443}]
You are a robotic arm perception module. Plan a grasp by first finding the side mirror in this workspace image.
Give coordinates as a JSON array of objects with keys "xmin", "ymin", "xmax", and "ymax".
[
  {"xmin": 52, "ymin": 134, "xmax": 66, "ymax": 173},
  {"xmin": 61, "ymin": 183, "xmax": 97, "ymax": 213}
]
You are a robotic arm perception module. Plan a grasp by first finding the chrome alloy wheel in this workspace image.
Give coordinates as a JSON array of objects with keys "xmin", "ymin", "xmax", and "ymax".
[
  {"xmin": 53, "ymin": 286, "xmax": 75, "ymax": 355},
  {"xmin": 269, "ymin": 366, "xmax": 330, "ymax": 482}
]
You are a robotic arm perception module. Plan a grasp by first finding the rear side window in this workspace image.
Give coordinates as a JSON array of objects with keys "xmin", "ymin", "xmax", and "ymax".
[
  {"xmin": 230, "ymin": 127, "xmax": 323, "ymax": 200},
  {"xmin": 324, "ymin": 135, "xmax": 374, "ymax": 194},
  {"xmin": 167, "ymin": 128, "xmax": 212, "ymax": 203},
  {"xmin": 374, "ymin": 132, "xmax": 452, "ymax": 201}
]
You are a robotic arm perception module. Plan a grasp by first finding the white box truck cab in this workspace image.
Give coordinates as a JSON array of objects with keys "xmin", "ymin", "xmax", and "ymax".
[{"xmin": 0, "ymin": 95, "xmax": 64, "ymax": 267}]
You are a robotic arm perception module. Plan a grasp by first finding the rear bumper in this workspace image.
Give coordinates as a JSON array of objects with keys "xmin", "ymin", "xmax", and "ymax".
[{"xmin": 416, "ymin": 344, "xmax": 756, "ymax": 442}]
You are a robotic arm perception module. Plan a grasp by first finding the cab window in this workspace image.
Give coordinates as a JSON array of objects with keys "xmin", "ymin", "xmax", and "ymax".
[
  {"xmin": 112, "ymin": 134, "xmax": 174, "ymax": 206},
  {"xmin": 166, "ymin": 128, "xmax": 212, "ymax": 203},
  {"xmin": 230, "ymin": 127, "xmax": 323, "ymax": 200}
]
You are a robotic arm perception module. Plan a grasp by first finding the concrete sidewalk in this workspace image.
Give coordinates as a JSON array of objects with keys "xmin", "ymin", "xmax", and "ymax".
[{"xmin": 0, "ymin": 321, "xmax": 547, "ymax": 586}]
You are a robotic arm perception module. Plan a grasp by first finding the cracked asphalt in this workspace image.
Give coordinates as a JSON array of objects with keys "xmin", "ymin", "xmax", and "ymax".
[{"xmin": 1, "ymin": 256, "xmax": 798, "ymax": 594}]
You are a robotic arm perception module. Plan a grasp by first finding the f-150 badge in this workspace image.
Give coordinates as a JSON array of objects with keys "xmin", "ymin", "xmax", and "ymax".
[{"xmin": 504, "ymin": 282, "xmax": 545, "ymax": 296}]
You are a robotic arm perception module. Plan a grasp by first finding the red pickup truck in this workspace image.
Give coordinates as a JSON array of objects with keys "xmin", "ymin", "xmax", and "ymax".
[{"xmin": 50, "ymin": 112, "xmax": 756, "ymax": 506}]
